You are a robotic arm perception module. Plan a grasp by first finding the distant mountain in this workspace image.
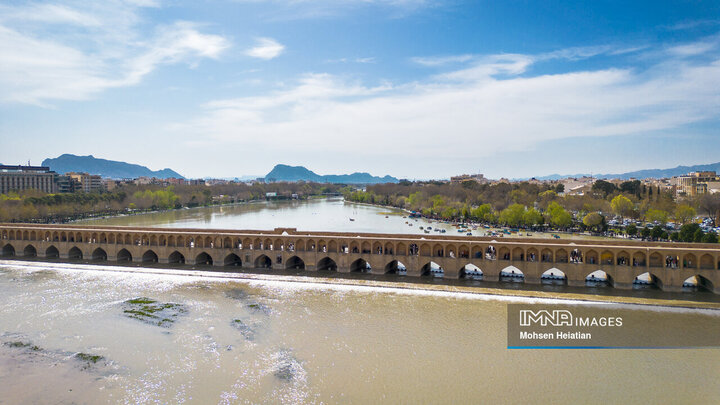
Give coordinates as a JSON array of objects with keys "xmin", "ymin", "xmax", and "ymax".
[
  {"xmin": 532, "ymin": 161, "xmax": 720, "ymax": 181},
  {"xmin": 42, "ymin": 154, "xmax": 184, "ymax": 179},
  {"xmin": 265, "ymin": 164, "xmax": 398, "ymax": 184}
]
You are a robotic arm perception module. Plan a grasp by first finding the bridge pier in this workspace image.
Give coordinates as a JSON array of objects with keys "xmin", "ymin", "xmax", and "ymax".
[
  {"xmin": 613, "ymin": 282, "xmax": 633, "ymax": 290},
  {"xmin": 524, "ymin": 276, "xmax": 541, "ymax": 285}
]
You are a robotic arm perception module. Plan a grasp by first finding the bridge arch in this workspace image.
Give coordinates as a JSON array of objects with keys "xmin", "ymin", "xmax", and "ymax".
[
  {"xmin": 117, "ymin": 249, "xmax": 132, "ymax": 262},
  {"xmin": 286, "ymin": 256, "xmax": 305, "ymax": 270},
  {"xmin": 254, "ymin": 254, "xmax": 272, "ymax": 269},
  {"xmin": 555, "ymin": 248, "xmax": 568, "ymax": 263},
  {"xmin": 142, "ymin": 250, "xmax": 158, "ymax": 263},
  {"xmin": 317, "ymin": 257, "xmax": 337, "ymax": 271},
  {"xmin": 472, "ymin": 245, "xmax": 483, "ymax": 259},
  {"xmin": 541, "ymin": 268, "xmax": 566, "ymax": 284},
  {"xmin": 632, "ymin": 252, "xmax": 646, "ymax": 267},
  {"xmin": 498, "ymin": 246, "xmax": 510, "ymax": 261},
  {"xmin": 540, "ymin": 248, "xmax": 552, "ymax": 262},
  {"xmin": 683, "ymin": 275, "xmax": 714, "ymax": 292},
  {"xmin": 649, "ymin": 252, "xmax": 663, "ymax": 268},
  {"xmin": 586, "ymin": 270, "xmax": 613, "ymax": 287},
  {"xmin": 195, "ymin": 252, "xmax": 213, "ymax": 266},
  {"xmin": 616, "ymin": 251, "xmax": 630, "ymax": 266},
  {"xmin": 224, "ymin": 253, "xmax": 242, "ymax": 266},
  {"xmin": 526, "ymin": 247, "xmax": 539, "ymax": 262},
  {"xmin": 1, "ymin": 244, "xmax": 14, "ymax": 257},
  {"xmin": 584, "ymin": 249, "xmax": 598, "ymax": 265},
  {"xmin": 500, "ymin": 265, "xmax": 524, "ymax": 282},
  {"xmin": 384, "ymin": 260, "xmax": 406, "ymax": 275},
  {"xmin": 683, "ymin": 253, "xmax": 697, "ymax": 269},
  {"xmin": 351, "ymin": 258, "xmax": 371, "ymax": 273},
  {"xmin": 634, "ymin": 272, "xmax": 662, "ymax": 290},
  {"xmin": 600, "ymin": 250, "xmax": 614, "ymax": 265},
  {"xmin": 45, "ymin": 245, "xmax": 59, "ymax": 259},
  {"xmin": 169, "ymin": 251, "xmax": 185, "ymax": 264},
  {"xmin": 699, "ymin": 254, "xmax": 714, "ymax": 270},
  {"xmin": 68, "ymin": 246, "xmax": 83, "ymax": 260},
  {"xmin": 421, "ymin": 261, "xmax": 443, "ymax": 277},
  {"xmin": 91, "ymin": 248, "xmax": 107, "ymax": 261},
  {"xmin": 23, "ymin": 244, "xmax": 37, "ymax": 258},
  {"xmin": 511, "ymin": 247, "xmax": 524, "ymax": 261},
  {"xmin": 460, "ymin": 264, "xmax": 483, "ymax": 280}
]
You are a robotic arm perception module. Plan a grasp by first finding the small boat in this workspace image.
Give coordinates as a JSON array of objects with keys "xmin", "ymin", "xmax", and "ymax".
[
  {"xmin": 349, "ymin": 218, "xmax": 355, "ymax": 221},
  {"xmin": 441, "ymin": 229, "xmax": 446, "ymax": 233},
  {"xmin": 466, "ymin": 232, "xmax": 472, "ymax": 236},
  {"xmin": 419, "ymin": 226, "xmax": 424, "ymax": 230},
  {"xmin": 424, "ymin": 230, "xmax": 430, "ymax": 234},
  {"xmin": 385, "ymin": 216, "xmax": 389, "ymax": 218},
  {"xmin": 408, "ymin": 223, "xmax": 413, "ymax": 226}
]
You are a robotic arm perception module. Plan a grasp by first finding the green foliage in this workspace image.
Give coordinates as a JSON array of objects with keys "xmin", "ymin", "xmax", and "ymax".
[
  {"xmin": 678, "ymin": 223, "xmax": 701, "ymax": 242},
  {"xmin": 645, "ymin": 208, "xmax": 669, "ymax": 224},
  {"xmin": 470, "ymin": 204, "xmax": 494, "ymax": 222},
  {"xmin": 592, "ymin": 180, "xmax": 617, "ymax": 197},
  {"xmin": 582, "ymin": 212, "xmax": 603, "ymax": 231},
  {"xmin": 610, "ymin": 195, "xmax": 634, "ymax": 218},
  {"xmin": 625, "ymin": 223, "xmax": 638, "ymax": 236},
  {"xmin": 523, "ymin": 208, "xmax": 544, "ymax": 226},
  {"xmin": 702, "ymin": 232, "xmax": 718, "ymax": 244},
  {"xmin": 547, "ymin": 202, "xmax": 572, "ymax": 228},
  {"xmin": 499, "ymin": 204, "xmax": 526, "ymax": 226},
  {"xmin": 651, "ymin": 225, "xmax": 665, "ymax": 240},
  {"xmin": 674, "ymin": 204, "xmax": 696, "ymax": 225}
]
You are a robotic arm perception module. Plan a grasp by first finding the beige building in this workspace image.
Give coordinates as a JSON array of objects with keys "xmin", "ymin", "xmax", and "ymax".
[
  {"xmin": 450, "ymin": 173, "xmax": 487, "ymax": 184},
  {"xmin": 675, "ymin": 171, "xmax": 720, "ymax": 197},
  {"xmin": 0, "ymin": 165, "xmax": 58, "ymax": 195},
  {"xmin": 67, "ymin": 172, "xmax": 105, "ymax": 193}
]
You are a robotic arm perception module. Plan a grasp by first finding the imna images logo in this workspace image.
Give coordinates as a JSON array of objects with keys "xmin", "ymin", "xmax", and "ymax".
[{"xmin": 519, "ymin": 309, "xmax": 573, "ymax": 327}]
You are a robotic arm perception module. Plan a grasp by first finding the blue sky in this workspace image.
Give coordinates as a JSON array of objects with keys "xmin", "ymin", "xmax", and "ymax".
[{"xmin": 0, "ymin": 0, "xmax": 719, "ymax": 180}]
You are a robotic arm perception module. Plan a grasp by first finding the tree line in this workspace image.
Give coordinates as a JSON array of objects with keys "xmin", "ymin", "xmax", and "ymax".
[
  {"xmin": 0, "ymin": 182, "xmax": 343, "ymax": 223},
  {"xmin": 343, "ymin": 179, "xmax": 720, "ymax": 243}
]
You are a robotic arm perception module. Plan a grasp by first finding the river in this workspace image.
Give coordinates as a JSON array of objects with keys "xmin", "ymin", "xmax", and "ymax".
[{"xmin": 1, "ymin": 198, "xmax": 718, "ymax": 404}]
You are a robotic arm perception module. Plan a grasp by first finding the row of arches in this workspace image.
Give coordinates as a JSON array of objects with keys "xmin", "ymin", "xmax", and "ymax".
[
  {"xmin": 3, "ymin": 228, "xmax": 719, "ymax": 270},
  {"xmin": 1, "ymin": 243, "xmax": 715, "ymax": 292}
]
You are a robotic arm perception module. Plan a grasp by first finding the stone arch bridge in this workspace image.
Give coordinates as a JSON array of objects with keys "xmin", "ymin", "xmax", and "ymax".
[{"xmin": 1, "ymin": 224, "xmax": 719, "ymax": 294}]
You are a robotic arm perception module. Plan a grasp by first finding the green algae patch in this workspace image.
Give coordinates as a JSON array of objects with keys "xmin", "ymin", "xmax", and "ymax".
[
  {"xmin": 231, "ymin": 319, "xmax": 255, "ymax": 341},
  {"xmin": 4, "ymin": 341, "xmax": 41, "ymax": 351},
  {"xmin": 121, "ymin": 297, "xmax": 188, "ymax": 327},
  {"xmin": 75, "ymin": 352, "xmax": 104, "ymax": 363}
]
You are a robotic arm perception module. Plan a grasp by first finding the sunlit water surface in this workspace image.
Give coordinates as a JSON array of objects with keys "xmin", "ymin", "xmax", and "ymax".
[{"xmin": 1, "ymin": 262, "xmax": 719, "ymax": 404}]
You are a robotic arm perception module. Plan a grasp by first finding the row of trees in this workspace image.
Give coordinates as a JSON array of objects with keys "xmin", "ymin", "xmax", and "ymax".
[
  {"xmin": 343, "ymin": 180, "xmax": 720, "ymax": 242},
  {"xmin": 0, "ymin": 182, "xmax": 344, "ymax": 223}
]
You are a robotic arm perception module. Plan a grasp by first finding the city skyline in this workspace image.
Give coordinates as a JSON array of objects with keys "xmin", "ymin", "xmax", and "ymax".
[{"xmin": 1, "ymin": 1, "xmax": 719, "ymax": 179}]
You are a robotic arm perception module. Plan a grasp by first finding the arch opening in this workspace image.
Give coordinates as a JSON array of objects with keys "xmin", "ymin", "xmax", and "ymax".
[
  {"xmin": 68, "ymin": 247, "xmax": 83, "ymax": 260},
  {"xmin": 460, "ymin": 264, "xmax": 483, "ymax": 280},
  {"xmin": 384, "ymin": 260, "xmax": 407, "ymax": 275},
  {"xmin": 421, "ymin": 261, "xmax": 444, "ymax": 278},
  {"xmin": 1, "ymin": 244, "xmax": 15, "ymax": 257},
  {"xmin": 23, "ymin": 245, "xmax": 37, "ymax": 258},
  {"xmin": 195, "ymin": 252, "xmax": 213, "ymax": 266},
  {"xmin": 541, "ymin": 268, "xmax": 567, "ymax": 285},
  {"xmin": 45, "ymin": 246, "xmax": 59, "ymax": 259},
  {"xmin": 91, "ymin": 248, "xmax": 107, "ymax": 261},
  {"xmin": 500, "ymin": 266, "xmax": 524, "ymax": 282},
  {"xmin": 142, "ymin": 250, "xmax": 159, "ymax": 263},
  {"xmin": 117, "ymin": 249, "xmax": 132, "ymax": 262},
  {"xmin": 254, "ymin": 254, "xmax": 272, "ymax": 269},
  {"xmin": 350, "ymin": 258, "xmax": 371, "ymax": 273},
  {"xmin": 317, "ymin": 257, "xmax": 337, "ymax": 272},
  {"xmin": 585, "ymin": 270, "xmax": 613, "ymax": 287},
  {"xmin": 633, "ymin": 272, "xmax": 662, "ymax": 290},
  {"xmin": 224, "ymin": 253, "xmax": 242, "ymax": 266},
  {"xmin": 683, "ymin": 275, "xmax": 714, "ymax": 292},
  {"xmin": 286, "ymin": 256, "xmax": 305, "ymax": 270},
  {"xmin": 169, "ymin": 251, "xmax": 185, "ymax": 264}
]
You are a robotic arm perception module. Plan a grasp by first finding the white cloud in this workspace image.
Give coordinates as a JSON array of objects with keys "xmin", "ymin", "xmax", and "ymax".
[
  {"xmin": 245, "ymin": 37, "xmax": 285, "ymax": 60},
  {"xmin": 171, "ymin": 38, "xmax": 720, "ymax": 178},
  {"xmin": 411, "ymin": 54, "xmax": 474, "ymax": 66},
  {"xmin": 0, "ymin": 2, "xmax": 230, "ymax": 105}
]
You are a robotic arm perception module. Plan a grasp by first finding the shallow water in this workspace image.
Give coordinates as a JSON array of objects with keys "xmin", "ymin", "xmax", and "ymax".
[{"xmin": 1, "ymin": 262, "xmax": 719, "ymax": 404}]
